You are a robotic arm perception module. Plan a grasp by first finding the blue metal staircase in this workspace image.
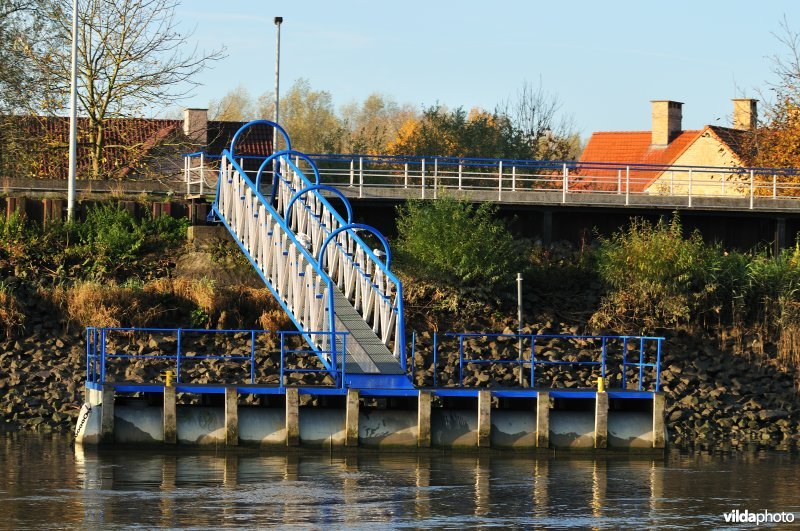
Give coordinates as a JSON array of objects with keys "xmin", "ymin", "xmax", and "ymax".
[{"xmin": 211, "ymin": 121, "xmax": 411, "ymax": 389}]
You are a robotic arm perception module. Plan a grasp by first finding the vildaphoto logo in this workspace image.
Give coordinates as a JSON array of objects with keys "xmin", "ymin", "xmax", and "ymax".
[{"xmin": 722, "ymin": 509, "xmax": 796, "ymax": 525}]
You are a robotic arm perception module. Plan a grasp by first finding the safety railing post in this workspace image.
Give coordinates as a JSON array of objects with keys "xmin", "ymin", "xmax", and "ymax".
[
  {"xmin": 561, "ymin": 163, "xmax": 567, "ymax": 203},
  {"xmin": 349, "ymin": 158, "xmax": 354, "ymax": 187},
  {"xmin": 200, "ymin": 152, "xmax": 205, "ymax": 196},
  {"xmin": 621, "ymin": 337, "xmax": 627, "ymax": 390},
  {"xmin": 498, "ymin": 161, "xmax": 503, "ymax": 201},
  {"xmin": 279, "ymin": 332, "xmax": 285, "ymax": 388},
  {"xmin": 512, "ymin": 166, "xmax": 517, "ymax": 192},
  {"xmin": 773, "ymin": 174, "xmax": 777, "ymax": 199},
  {"xmin": 530, "ymin": 335, "xmax": 536, "ymax": 387},
  {"xmin": 617, "ymin": 169, "xmax": 622, "ymax": 195},
  {"xmin": 601, "ymin": 337, "xmax": 607, "ymax": 384},
  {"xmin": 410, "ymin": 330, "xmax": 416, "ymax": 383},
  {"xmin": 185, "ymin": 157, "xmax": 190, "ymax": 196},
  {"xmin": 638, "ymin": 337, "xmax": 644, "ymax": 391},
  {"xmin": 176, "ymin": 328, "xmax": 182, "ymax": 383},
  {"xmin": 404, "ymin": 163, "xmax": 408, "ymax": 189},
  {"xmin": 458, "ymin": 162, "xmax": 463, "ymax": 190},
  {"xmin": 625, "ymin": 166, "xmax": 630, "ymax": 206},
  {"xmin": 458, "ymin": 335, "xmax": 465, "ymax": 387},
  {"xmin": 421, "ymin": 158, "xmax": 426, "ymax": 199},
  {"xmin": 341, "ymin": 334, "xmax": 347, "ymax": 388},
  {"xmin": 688, "ymin": 168, "xmax": 693, "ymax": 208},
  {"xmin": 100, "ymin": 328, "xmax": 107, "ymax": 384},
  {"xmin": 432, "ymin": 332, "xmax": 438, "ymax": 387},
  {"xmin": 433, "ymin": 158, "xmax": 439, "ymax": 200},
  {"xmin": 721, "ymin": 171, "xmax": 726, "ymax": 195},
  {"xmin": 749, "ymin": 169, "xmax": 754, "ymax": 210},
  {"xmin": 250, "ymin": 330, "xmax": 256, "ymax": 384},
  {"xmin": 670, "ymin": 171, "xmax": 674, "ymax": 195},
  {"xmin": 655, "ymin": 339, "xmax": 663, "ymax": 392},
  {"xmin": 359, "ymin": 157, "xmax": 364, "ymax": 198}
]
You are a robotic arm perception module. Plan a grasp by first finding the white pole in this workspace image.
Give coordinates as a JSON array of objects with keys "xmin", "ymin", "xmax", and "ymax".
[
  {"xmin": 517, "ymin": 272, "xmax": 524, "ymax": 387},
  {"xmin": 273, "ymin": 17, "xmax": 283, "ymax": 151},
  {"xmin": 67, "ymin": 0, "xmax": 79, "ymax": 221}
]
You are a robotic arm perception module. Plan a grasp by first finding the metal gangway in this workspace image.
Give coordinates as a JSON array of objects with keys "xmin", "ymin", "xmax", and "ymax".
[{"xmin": 211, "ymin": 120, "xmax": 411, "ymax": 389}]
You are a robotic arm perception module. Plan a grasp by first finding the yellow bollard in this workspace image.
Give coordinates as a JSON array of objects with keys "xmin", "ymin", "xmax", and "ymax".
[
  {"xmin": 597, "ymin": 376, "xmax": 605, "ymax": 393},
  {"xmin": 164, "ymin": 370, "xmax": 174, "ymax": 387}
]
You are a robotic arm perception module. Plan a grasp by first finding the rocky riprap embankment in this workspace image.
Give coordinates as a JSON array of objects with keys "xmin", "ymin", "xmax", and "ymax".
[{"xmin": 3, "ymin": 314, "xmax": 800, "ymax": 450}]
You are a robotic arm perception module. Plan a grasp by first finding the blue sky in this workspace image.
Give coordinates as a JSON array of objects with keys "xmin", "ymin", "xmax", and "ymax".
[{"xmin": 175, "ymin": 0, "xmax": 798, "ymax": 139}]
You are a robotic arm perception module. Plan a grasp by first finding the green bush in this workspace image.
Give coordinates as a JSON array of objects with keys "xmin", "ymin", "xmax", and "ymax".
[
  {"xmin": 78, "ymin": 204, "xmax": 145, "ymax": 262},
  {"xmin": 590, "ymin": 216, "xmax": 723, "ymax": 333},
  {"xmin": 395, "ymin": 197, "xmax": 526, "ymax": 290}
]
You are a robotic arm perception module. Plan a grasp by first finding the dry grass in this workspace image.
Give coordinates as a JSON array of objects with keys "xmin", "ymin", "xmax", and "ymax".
[
  {"xmin": 0, "ymin": 287, "xmax": 25, "ymax": 338},
  {"xmin": 57, "ymin": 281, "xmax": 163, "ymax": 329}
]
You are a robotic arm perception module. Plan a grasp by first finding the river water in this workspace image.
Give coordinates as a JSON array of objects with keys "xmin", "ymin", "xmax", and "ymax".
[{"xmin": 1, "ymin": 434, "xmax": 798, "ymax": 529}]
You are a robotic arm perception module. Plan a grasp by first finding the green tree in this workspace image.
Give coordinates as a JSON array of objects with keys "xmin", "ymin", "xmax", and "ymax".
[
  {"xmin": 395, "ymin": 197, "xmax": 526, "ymax": 289},
  {"xmin": 340, "ymin": 93, "xmax": 416, "ymax": 154},
  {"xmin": 257, "ymin": 78, "xmax": 344, "ymax": 153},
  {"xmin": 209, "ymin": 84, "xmax": 256, "ymax": 121}
]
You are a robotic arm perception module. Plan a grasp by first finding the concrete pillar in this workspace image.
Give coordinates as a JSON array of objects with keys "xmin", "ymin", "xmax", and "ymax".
[
  {"xmin": 536, "ymin": 391, "xmax": 550, "ymax": 448},
  {"xmin": 285, "ymin": 388, "xmax": 299, "ymax": 447},
  {"xmin": 595, "ymin": 392, "xmax": 609, "ymax": 449},
  {"xmin": 417, "ymin": 390, "xmax": 432, "ymax": 448},
  {"xmin": 653, "ymin": 392, "xmax": 666, "ymax": 449},
  {"xmin": 775, "ymin": 217, "xmax": 786, "ymax": 257},
  {"xmin": 345, "ymin": 389, "xmax": 359, "ymax": 447},
  {"xmin": 224, "ymin": 386, "xmax": 238, "ymax": 446},
  {"xmin": 163, "ymin": 386, "xmax": 177, "ymax": 444},
  {"xmin": 100, "ymin": 384, "xmax": 115, "ymax": 444},
  {"xmin": 477, "ymin": 390, "xmax": 491, "ymax": 448}
]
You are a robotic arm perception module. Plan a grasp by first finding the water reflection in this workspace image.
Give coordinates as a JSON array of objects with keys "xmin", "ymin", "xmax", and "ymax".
[{"xmin": 1, "ymin": 435, "xmax": 799, "ymax": 529}]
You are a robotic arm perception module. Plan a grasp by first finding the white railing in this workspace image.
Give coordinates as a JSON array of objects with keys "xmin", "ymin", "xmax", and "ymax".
[
  {"xmin": 272, "ymin": 156, "xmax": 404, "ymax": 359},
  {"xmin": 214, "ymin": 153, "xmax": 337, "ymax": 365},
  {"xmin": 188, "ymin": 153, "xmax": 800, "ymax": 210}
]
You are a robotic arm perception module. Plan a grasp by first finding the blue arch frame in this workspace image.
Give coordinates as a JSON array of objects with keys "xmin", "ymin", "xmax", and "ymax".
[
  {"xmin": 284, "ymin": 185, "xmax": 353, "ymax": 226},
  {"xmin": 254, "ymin": 149, "xmax": 322, "ymax": 200},
  {"xmin": 318, "ymin": 223, "xmax": 392, "ymax": 271},
  {"xmin": 229, "ymin": 120, "xmax": 291, "ymax": 158}
]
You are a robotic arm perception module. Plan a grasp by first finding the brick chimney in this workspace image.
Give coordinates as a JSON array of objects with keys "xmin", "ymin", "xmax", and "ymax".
[
  {"xmin": 183, "ymin": 108, "xmax": 208, "ymax": 146},
  {"xmin": 651, "ymin": 100, "xmax": 683, "ymax": 147},
  {"xmin": 732, "ymin": 98, "xmax": 757, "ymax": 130}
]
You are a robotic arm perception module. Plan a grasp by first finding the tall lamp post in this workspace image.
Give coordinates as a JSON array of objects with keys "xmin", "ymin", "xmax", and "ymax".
[
  {"xmin": 273, "ymin": 16, "xmax": 283, "ymax": 152},
  {"xmin": 67, "ymin": 0, "xmax": 79, "ymax": 221}
]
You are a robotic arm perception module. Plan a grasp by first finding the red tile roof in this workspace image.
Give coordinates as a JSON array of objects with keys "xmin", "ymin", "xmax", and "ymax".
[
  {"xmin": 575, "ymin": 126, "xmax": 753, "ymax": 192},
  {"xmin": 5, "ymin": 116, "xmax": 183, "ymax": 180}
]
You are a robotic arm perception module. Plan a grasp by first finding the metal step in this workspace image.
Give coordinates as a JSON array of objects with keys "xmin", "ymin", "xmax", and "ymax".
[{"xmin": 332, "ymin": 290, "xmax": 405, "ymax": 375}]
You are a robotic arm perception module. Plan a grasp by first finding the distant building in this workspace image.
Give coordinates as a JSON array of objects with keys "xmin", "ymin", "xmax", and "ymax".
[
  {"xmin": 0, "ymin": 108, "xmax": 272, "ymax": 180},
  {"xmin": 577, "ymin": 99, "xmax": 757, "ymax": 195}
]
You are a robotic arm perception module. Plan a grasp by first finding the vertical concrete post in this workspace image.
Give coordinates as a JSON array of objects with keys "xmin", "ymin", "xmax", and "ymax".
[
  {"xmin": 536, "ymin": 391, "xmax": 550, "ymax": 448},
  {"xmin": 100, "ymin": 384, "xmax": 115, "ymax": 444},
  {"xmin": 652, "ymin": 392, "xmax": 666, "ymax": 449},
  {"xmin": 224, "ymin": 386, "xmax": 238, "ymax": 446},
  {"xmin": 417, "ymin": 390, "xmax": 432, "ymax": 448},
  {"xmin": 477, "ymin": 390, "xmax": 491, "ymax": 448},
  {"xmin": 163, "ymin": 386, "xmax": 177, "ymax": 444},
  {"xmin": 285, "ymin": 388, "xmax": 299, "ymax": 447},
  {"xmin": 345, "ymin": 389, "xmax": 359, "ymax": 447},
  {"xmin": 594, "ymin": 392, "xmax": 609, "ymax": 449}
]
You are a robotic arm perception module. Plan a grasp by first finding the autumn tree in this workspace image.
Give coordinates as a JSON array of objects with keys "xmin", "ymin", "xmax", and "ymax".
[
  {"xmin": 751, "ymin": 17, "xmax": 800, "ymax": 169},
  {"xmin": 209, "ymin": 84, "xmax": 256, "ymax": 122},
  {"xmin": 340, "ymin": 93, "xmax": 416, "ymax": 154},
  {"xmin": 23, "ymin": 0, "xmax": 224, "ymax": 178},
  {"xmin": 260, "ymin": 78, "xmax": 344, "ymax": 153}
]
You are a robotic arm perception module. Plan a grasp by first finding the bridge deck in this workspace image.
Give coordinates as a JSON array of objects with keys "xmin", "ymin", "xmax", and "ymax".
[{"xmin": 332, "ymin": 290, "xmax": 404, "ymax": 375}]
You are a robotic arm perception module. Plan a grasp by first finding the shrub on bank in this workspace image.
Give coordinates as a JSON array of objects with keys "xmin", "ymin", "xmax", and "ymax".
[{"xmin": 395, "ymin": 197, "xmax": 527, "ymax": 291}]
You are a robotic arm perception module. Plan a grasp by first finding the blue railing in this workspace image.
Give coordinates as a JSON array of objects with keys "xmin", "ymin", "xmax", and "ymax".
[
  {"xmin": 86, "ymin": 327, "xmax": 348, "ymax": 388},
  {"xmin": 432, "ymin": 332, "xmax": 663, "ymax": 392}
]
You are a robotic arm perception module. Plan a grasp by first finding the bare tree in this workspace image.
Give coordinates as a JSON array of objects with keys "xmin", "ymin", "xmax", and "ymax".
[
  {"xmin": 209, "ymin": 84, "xmax": 256, "ymax": 121},
  {"xmin": 23, "ymin": 0, "xmax": 224, "ymax": 178},
  {"xmin": 499, "ymin": 79, "xmax": 581, "ymax": 160}
]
